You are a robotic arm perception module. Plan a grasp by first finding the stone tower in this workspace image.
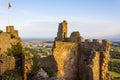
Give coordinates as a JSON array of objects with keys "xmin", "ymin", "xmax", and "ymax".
[
  {"xmin": 53, "ymin": 20, "xmax": 111, "ymax": 80},
  {"xmin": 6, "ymin": 26, "xmax": 14, "ymax": 32},
  {"xmin": 6, "ymin": 26, "xmax": 19, "ymax": 37},
  {"xmin": 0, "ymin": 26, "xmax": 20, "ymax": 54},
  {"xmin": 55, "ymin": 20, "xmax": 68, "ymax": 41},
  {"xmin": 0, "ymin": 26, "xmax": 21, "ymax": 79}
]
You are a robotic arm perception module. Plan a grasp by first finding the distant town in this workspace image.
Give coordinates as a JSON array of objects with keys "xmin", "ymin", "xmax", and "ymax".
[
  {"xmin": 111, "ymin": 40, "xmax": 120, "ymax": 47},
  {"xmin": 23, "ymin": 40, "xmax": 53, "ymax": 48},
  {"xmin": 23, "ymin": 39, "xmax": 120, "ymax": 47}
]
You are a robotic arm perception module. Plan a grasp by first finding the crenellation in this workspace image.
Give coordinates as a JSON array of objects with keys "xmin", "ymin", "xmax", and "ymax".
[
  {"xmin": 6, "ymin": 26, "xmax": 14, "ymax": 32},
  {"xmin": 85, "ymin": 39, "xmax": 91, "ymax": 43},
  {"xmin": 102, "ymin": 40, "xmax": 110, "ymax": 46},
  {"xmin": 102, "ymin": 40, "xmax": 110, "ymax": 51},
  {"xmin": 6, "ymin": 26, "xmax": 19, "ymax": 37},
  {"xmin": 93, "ymin": 39, "xmax": 101, "ymax": 44},
  {"xmin": 70, "ymin": 31, "xmax": 82, "ymax": 42}
]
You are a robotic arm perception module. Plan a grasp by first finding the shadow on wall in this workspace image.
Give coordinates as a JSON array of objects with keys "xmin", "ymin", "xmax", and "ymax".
[
  {"xmin": 40, "ymin": 55, "xmax": 58, "ymax": 77},
  {"xmin": 62, "ymin": 48, "xmax": 79, "ymax": 80},
  {"xmin": 79, "ymin": 59, "xmax": 93, "ymax": 80}
]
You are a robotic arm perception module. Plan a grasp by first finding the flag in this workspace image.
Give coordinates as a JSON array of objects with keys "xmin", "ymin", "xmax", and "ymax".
[{"xmin": 8, "ymin": 2, "xmax": 12, "ymax": 9}]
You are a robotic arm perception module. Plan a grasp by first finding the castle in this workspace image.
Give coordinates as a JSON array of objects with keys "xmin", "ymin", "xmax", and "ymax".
[
  {"xmin": 0, "ymin": 26, "xmax": 20, "ymax": 77},
  {"xmin": 53, "ymin": 20, "xmax": 110, "ymax": 80},
  {"xmin": 0, "ymin": 26, "xmax": 33, "ymax": 80},
  {"xmin": 0, "ymin": 22, "xmax": 111, "ymax": 80},
  {"xmin": 0, "ymin": 26, "xmax": 20, "ymax": 54}
]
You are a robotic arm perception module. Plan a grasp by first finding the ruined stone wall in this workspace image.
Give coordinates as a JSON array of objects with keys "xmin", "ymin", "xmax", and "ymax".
[
  {"xmin": 0, "ymin": 26, "xmax": 20, "ymax": 54},
  {"xmin": 100, "ymin": 40, "xmax": 110, "ymax": 80},
  {"xmin": 78, "ymin": 51, "xmax": 100, "ymax": 80},
  {"xmin": 53, "ymin": 20, "xmax": 110, "ymax": 80},
  {"xmin": 79, "ymin": 39, "xmax": 110, "ymax": 80},
  {"xmin": 91, "ymin": 51, "xmax": 100, "ymax": 80},
  {"xmin": 0, "ymin": 26, "xmax": 22, "ymax": 78},
  {"xmin": 22, "ymin": 53, "xmax": 33, "ymax": 80},
  {"xmin": 0, "ymin": 54, "xmax": 15, "ymax": 75},
  {"xmin": 53, "ymin": 41, "xmax": 79, "ymax": 80}
]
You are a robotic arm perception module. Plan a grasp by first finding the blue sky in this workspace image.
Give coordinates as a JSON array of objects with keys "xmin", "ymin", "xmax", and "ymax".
[{"xmin": 0, "ymin": 0, "xmax": 120, "ymax": 39}]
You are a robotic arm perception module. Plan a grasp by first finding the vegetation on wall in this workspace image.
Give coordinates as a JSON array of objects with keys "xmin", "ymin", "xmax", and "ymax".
[
  {"xmin": 24, "ymin": 47, "xmax": 42, "ymax": 79},
  {"xmin": 31, "ymin": 52, "xmax": 41, "ymax": 76},
  {"xmin": 3, "ymin": 42, "xmax": 23, "ymax": 80}
]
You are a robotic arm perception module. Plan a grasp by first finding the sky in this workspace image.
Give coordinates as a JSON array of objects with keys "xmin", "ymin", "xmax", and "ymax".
[{"xmin": 0, "ymin": 0, "xmax": 120, "ymax": 39}]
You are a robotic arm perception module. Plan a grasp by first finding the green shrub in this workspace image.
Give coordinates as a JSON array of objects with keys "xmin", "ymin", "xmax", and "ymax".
[
  {"xmin": 4, "ymin": 70, "xmax": 22, "ymax": 80},
  {"xmin": 31, "ymin": 53, "xmax": 41, "ymax": 76},
  {"xmin": 7, "ymin": 42, "xmax": 23, "ymax": 57}
]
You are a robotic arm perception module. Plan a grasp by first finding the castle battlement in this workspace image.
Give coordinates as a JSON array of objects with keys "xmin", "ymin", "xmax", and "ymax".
[
  {"xmin": 6, "ymin": 26, "xmax": 19, "ymax": 37},
  {"xmin": 0, "ymin": 26, "xmax": 20, "ymax": 54},
  {"xmin": 6, "ymin": 26, "xmax": 14, "ymax": 32},
  {"xmin": 81, "ymin": 39, "xmax": 110, "ymax": 52}
]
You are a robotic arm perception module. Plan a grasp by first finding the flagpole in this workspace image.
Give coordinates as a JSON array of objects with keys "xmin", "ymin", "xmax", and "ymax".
[
  {"xmin": 8, "ymin": 0, "xmax": 9, "ymax": 26},
  {"xmin": 8, "ymin": 0, "xmax": 10, "ymax": 26}
]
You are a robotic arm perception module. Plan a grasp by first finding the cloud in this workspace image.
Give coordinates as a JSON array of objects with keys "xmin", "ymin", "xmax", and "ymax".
[
  {"xmin": 1, "ymin": 16, "xmax": 120, "ymax": 39},
  {"xmin": 68, "ymin": 20, "xmax": 120, "ymax": 38},
  {"xmin": 15, "ymin": 21, "xmax": 58, "ymax": 38},
  {"xmin": 62, "ymin": 17, "xmax": 120, "ymax": 38}
]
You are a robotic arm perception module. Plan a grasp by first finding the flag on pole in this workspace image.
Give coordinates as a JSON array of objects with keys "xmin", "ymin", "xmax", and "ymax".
[{"xmin": 8, "ymin": 2, "xmax": 12, "ymax": 9}]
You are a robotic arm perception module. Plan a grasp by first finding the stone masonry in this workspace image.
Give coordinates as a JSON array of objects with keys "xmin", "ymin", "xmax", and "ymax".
[
  {"xmin": 0, "ymin": 54, "xmax": 15, "ymax": 75},
  {"xmin": 53, "ymin": 20, "xmax": 110, "ymax": 80}
]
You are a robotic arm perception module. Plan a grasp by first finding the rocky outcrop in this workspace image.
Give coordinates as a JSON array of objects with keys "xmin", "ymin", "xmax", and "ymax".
[{"xmin": 53, "ymin": 21, "xmax": 111, "ymax": 80}]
